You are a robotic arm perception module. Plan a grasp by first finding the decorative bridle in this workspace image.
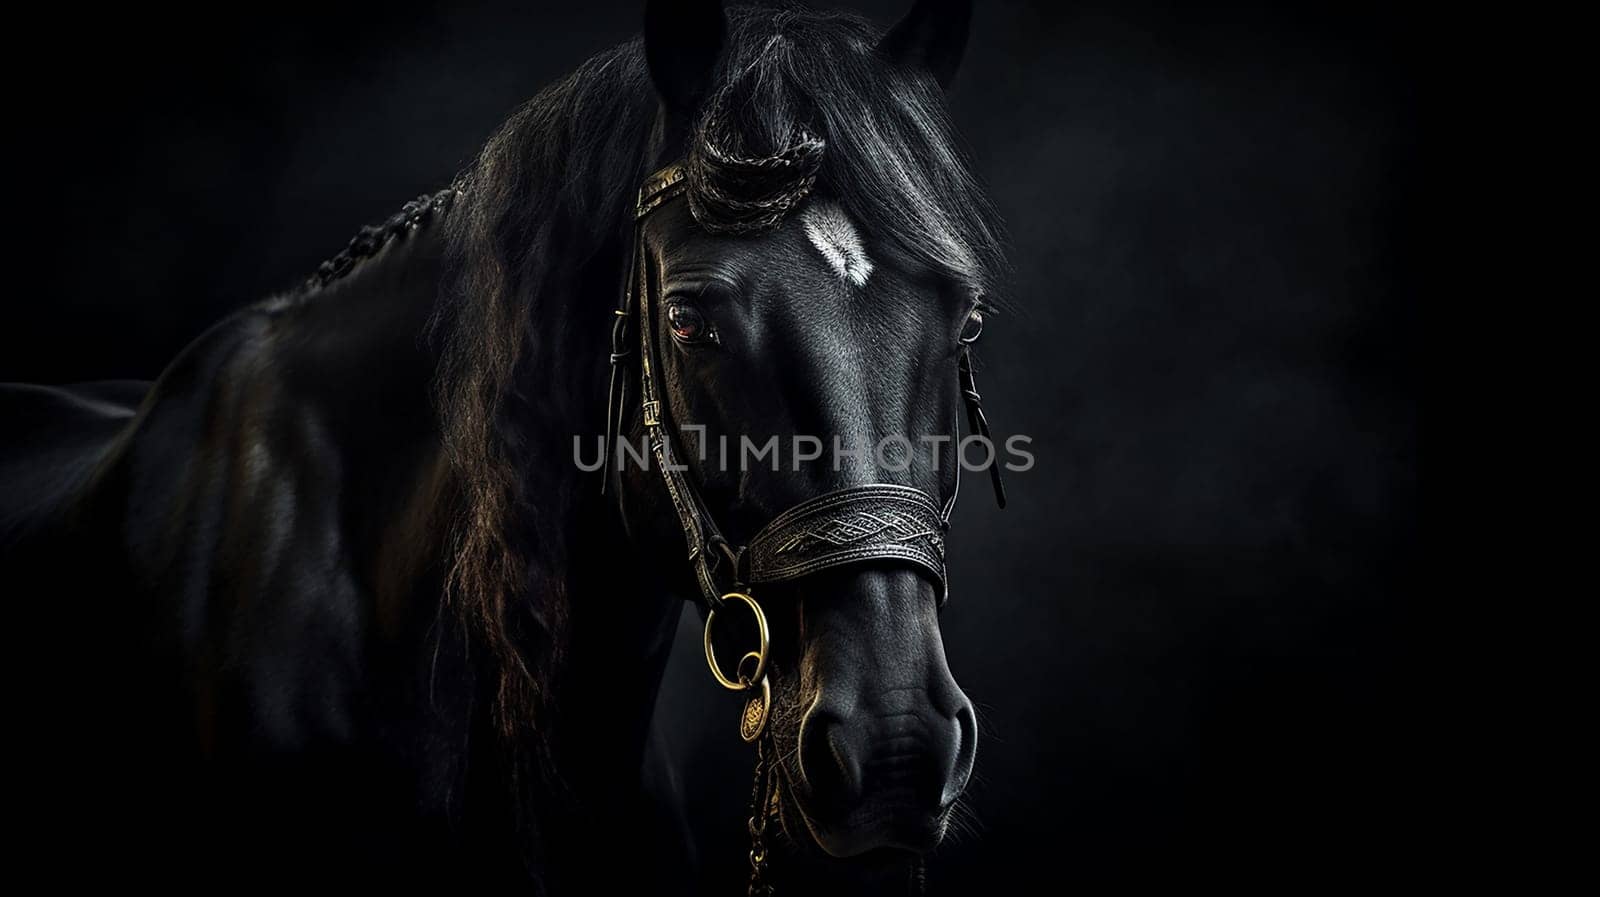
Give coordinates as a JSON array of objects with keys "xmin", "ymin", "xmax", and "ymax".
[{"xmin": 604, "ymin": 133, "xmax": 1005, "ymax": 894}]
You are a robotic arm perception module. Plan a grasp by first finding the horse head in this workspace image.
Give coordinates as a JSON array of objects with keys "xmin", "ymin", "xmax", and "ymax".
[{"xmin": 613, "ymin": 0, "xmax": 1005, "ymax": 862}]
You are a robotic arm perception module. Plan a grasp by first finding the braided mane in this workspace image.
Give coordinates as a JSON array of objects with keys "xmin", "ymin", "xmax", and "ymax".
[
  {"xmin": 687, "ymin": 93, "xmax": 824, "ymax": 235},
  {"xmin": 300, "ymin": 188, "xmax": 461, "ymax": 293}
]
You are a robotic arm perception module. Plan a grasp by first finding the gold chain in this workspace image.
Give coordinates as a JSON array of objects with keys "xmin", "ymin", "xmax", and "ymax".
[{"xmin": 747, "ymin": 734, "xmax": 778, "ymax": 896}]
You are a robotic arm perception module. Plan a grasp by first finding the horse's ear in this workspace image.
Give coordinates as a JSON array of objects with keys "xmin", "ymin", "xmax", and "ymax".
[
  {"xmin": 875, "ymin": 0, "xmax": 972, "ymax": 89},
  {"xmin": 644, "ymin": 0, "xmax": 728, "ymax": 112}
]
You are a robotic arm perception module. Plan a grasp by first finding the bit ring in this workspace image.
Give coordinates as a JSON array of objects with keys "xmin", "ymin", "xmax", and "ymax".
[{"xmin": 704, "ymin": 591, "xmax": 769, "ymax": 691}]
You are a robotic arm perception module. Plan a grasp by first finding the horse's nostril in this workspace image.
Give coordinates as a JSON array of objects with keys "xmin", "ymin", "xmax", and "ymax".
[
  {"xmin": 799, "ymin": 708, "xmax": 861, "ymax": 810},
  {"xmin": 944, "ymin": 699, "xmax": 979, "ymax": 808}
]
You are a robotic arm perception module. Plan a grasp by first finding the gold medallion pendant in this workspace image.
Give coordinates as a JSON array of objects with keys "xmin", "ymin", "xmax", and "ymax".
[
  {"xmin": 704, "ymin": 591, "xmax": 774, "ymax": 743},
  {"xmin": 741, "ymin": 674, "xmax": 772, "ymax": 743}
]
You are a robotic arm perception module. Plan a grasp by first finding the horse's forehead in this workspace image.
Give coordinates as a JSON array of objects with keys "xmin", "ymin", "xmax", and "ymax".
[
  {"xmin": 651, "ymin": 200, "xmax": 874, "ymax": 291},
  {"xmin": 651, "ymin": 200, "xmax": 927, "ymax": 326},
  {"xmin": 799, "ymin": 201, "xmax": 874, "ymax": 288}
]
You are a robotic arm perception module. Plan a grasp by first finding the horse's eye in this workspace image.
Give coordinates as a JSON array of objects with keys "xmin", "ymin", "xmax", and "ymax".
[
  {"xmin": 666, "ymin": 301, "xmax": 713, "ymax": 343},
  {"xmin": 959, "ymin": 309, "xmax": 985, "ymax": 344}
]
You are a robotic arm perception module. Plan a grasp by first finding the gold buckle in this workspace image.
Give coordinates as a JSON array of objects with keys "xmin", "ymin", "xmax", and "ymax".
[{"xmin": 642, "ymin": 400, "xmax": 661, "ymax": 427}]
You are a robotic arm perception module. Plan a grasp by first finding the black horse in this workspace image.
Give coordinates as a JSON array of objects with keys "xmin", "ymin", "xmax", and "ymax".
[{"xmin": 0, "ymin": 1, "xmax": 1009, "ymax": 891}]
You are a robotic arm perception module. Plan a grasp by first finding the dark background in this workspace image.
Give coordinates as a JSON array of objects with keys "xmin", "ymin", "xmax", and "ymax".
[{"xmin": 0, "ymin": 0, "xmax": 1417, "ymax": 889}]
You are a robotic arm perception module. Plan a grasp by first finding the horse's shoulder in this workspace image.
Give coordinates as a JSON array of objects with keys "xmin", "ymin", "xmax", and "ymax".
[
  {"xmin": 114, "ymin": 308, "xmax": 375, "ymax": 746},
  {"xmin": 126, "ymin": 305, "xmax": 350, "ymax": 543}
]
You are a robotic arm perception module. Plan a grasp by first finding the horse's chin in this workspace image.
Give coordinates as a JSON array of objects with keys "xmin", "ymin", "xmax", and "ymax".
[{"xmin": 775, "ymin": 766, "xmax": 952, "ymax": 861}]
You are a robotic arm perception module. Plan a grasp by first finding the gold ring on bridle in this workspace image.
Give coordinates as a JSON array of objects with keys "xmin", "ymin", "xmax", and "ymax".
[{"xmin": 703, "ymin": 591, "xmax": 769, "ymax": 691}]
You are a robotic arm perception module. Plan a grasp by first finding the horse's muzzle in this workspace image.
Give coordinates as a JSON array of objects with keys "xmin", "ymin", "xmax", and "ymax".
[{"xmin": 786, "ymin": 567, "xmax": 977, "ymax": 857}]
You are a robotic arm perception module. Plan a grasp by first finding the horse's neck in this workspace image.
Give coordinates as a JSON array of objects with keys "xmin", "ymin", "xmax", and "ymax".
[
  {"xmin": 280, "ymin": 212, "xmax": 454, "ymax": 558},
  {"xmin": 299, "ymin": 202, "xmax": 685, "ymax": 824},
  {"xmin": 337, "ymin": 207, "xmax": 684, "ymax": 799},
  {"xmin": 308, "ymin": 202, "xmax": 687, "ymax": 712},
  {"xmin": 280, "ymin": 210, "xmax": 451, "ymax": 397}
]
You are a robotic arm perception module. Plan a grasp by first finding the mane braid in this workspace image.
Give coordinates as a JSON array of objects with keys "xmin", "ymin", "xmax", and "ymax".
[
  {"xmin": 302, "ymin": 188, "xmax": 462, "ymax": 292},
  {"xmin": 686, "ymin": 89, "xmax": 825, "ymax": 235}
]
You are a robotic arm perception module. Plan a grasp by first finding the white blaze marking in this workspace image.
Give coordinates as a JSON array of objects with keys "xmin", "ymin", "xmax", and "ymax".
[{"xmin": 802, "ymin": 202, "xmax": 874, "ymax": 287}]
